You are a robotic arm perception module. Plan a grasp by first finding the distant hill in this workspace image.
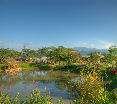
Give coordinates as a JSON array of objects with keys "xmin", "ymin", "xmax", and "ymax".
[{"xmin": 74, "ymin": 47, "xmax": 107, "ymax": 56}]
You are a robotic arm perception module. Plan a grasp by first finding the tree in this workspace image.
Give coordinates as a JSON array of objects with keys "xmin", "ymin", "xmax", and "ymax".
[
  {"xmin": 105, "ymin": 46, "xmax": 117, "ymax": 68},
  {"xmin": 47, "ymin": 46, "xmax": 81, "ymax": 67}
]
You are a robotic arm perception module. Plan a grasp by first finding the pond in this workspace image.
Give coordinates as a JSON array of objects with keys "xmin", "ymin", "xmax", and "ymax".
[{"xmin": 0, "ymin": 70, "xmax": 79, "ymax": 103}]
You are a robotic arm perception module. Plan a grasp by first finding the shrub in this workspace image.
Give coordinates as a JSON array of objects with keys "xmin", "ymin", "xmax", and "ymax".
[
  {"xmin": 25, "ymin": 89, "xmax": 53, "ymax": 104},
  {"xmin": 0, "ymin": 92, "xmax": 12, "ymax": 104},
  {"xmin": 0, "ymin": 89, "xmax": 53, "ymax": 104},
  {"xmin": 53, "ymin": 64, "xmax": 80, "ymax": 72},
  {"xmin": 37, "ymin": 63, "xmax": 51, "ymax": 70},
  {"xmin": 76, "ymin": 72, "xmax": 114, "ymax": 104}
]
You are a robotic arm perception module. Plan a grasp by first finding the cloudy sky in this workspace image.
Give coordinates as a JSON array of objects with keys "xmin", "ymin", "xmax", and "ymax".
[{"xmin": 0, "ymin": 0, "xmax": 117, "ymax": 49}]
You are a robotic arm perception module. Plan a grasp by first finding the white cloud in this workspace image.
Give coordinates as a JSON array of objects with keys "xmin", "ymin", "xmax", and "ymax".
[
  {"xmin": 98, "ymin": 40, "xmax": 116, "ymax": 49},
  {"xmin": 67, "ymin": 40, "xmax": 117, "ymax": 49},
  {"xmin": 0, "ymin": 40, "xmax": 116, "ymax": 49}
]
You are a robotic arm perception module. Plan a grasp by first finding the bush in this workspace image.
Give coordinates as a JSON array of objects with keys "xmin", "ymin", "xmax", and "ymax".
[
  {"xmin": 25, "ymin": 89, "xmax": 52, "ymax": 104},
  {"xmin": 76, "ymin": 72, "xmax": 114, "ymax": 104},
  {"xmin": 100, "ymin": 67, "xmax": 117, "ymax": 91},
  {"xmin": 0, "ymin": 89, "xmax": 53, "ymax": 104},
  {"xmin": 0, "ymin": 64, "xmax": 8, "ymax": 74},
  {"xmin": 53, "ymin": 64, "xmax": 80, "ymax": 72},
  {"xmin": 37, "ymin": 63, "xmax": 51, "ymax": 70}
]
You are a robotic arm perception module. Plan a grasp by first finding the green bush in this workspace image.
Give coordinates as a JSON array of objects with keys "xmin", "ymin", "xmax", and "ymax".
[
  {"xmin": 25, "ymin": 89, "xmax": 52, "ymax": 104},
  {"xmin": 0, "ymin": 64, "xmax": 8, "ymax": 74},
  {"xmin": 0, "ymin": 89, "xmax": 53, "ymax": 104},
  {"xmin": 53, "ymin": 64, "xmax": 80, "ymax": 72},
  {"xmin": 37, "ymin": 63, "xmax": 51, "ymax": 70},
  {"xmin": 20, "ymin": 62, "xmax": 38, "ymax": 70},
  {"xmin": 76, "ymin": 72, "xmax": 115, "ymax": 104}
]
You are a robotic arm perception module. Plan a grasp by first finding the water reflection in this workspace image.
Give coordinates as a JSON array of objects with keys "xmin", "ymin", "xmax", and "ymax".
[{"xmin": 0, "ymin": 70, "xmax": 79, "ymax": 100}]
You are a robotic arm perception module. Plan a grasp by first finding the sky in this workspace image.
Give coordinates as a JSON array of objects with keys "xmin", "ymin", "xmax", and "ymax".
[{"xmin": 0, "ymin": 0, "xmax": 117, "ymax": 49}]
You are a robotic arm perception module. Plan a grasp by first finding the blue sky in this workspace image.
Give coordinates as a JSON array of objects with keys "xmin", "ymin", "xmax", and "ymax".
[{"xmin": 0, "ymin": 0, "xmax": 117, "ymax": 49}]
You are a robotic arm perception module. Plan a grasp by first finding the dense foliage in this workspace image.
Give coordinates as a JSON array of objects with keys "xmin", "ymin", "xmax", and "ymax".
[
  {"xmin": 0, "ymin": 45, "xmax": 117, "ymax": 104},
  {"xmin": 0, "ymin": 89, "xmax": 53, "ymax": 104}
]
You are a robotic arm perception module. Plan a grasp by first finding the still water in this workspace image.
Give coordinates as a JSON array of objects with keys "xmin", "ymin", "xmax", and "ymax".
[{"xmin": 0, "ymin": 70, "xmax": 79, "ymax": 103}]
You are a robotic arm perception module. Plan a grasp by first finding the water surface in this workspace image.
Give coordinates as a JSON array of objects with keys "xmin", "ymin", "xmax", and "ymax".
[{"xmin": 0, "ymin": 70, "xmax": 79, "ymax": 103}]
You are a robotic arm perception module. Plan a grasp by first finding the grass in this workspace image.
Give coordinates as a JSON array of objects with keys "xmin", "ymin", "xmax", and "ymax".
[{"xmin": 20, "ymin": 62, "xmax": 37, "ymax": 70}]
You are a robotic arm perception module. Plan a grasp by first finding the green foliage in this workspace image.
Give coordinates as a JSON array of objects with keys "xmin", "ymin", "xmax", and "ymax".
[
  {"xmin": 57, "ymin": 98, "xmax": 65, "ymax": 104},
  {"xmin": 47, "ymin": 46, "xmax": 81, "ymax": 65},
  {"xmin": 25, "ymin": 89, "xmax": 52, "ymax": 104},
  {"xmin": 0, "ymin": 64, "xmax": 8, "ymax": 75},
  {"xmin": 111, "ymin": 88, "xmax": 117, "ymax": 102},
  {"xmin": 12, "ymin": 93, "xmax": 21, "ymax": 104},
  {"xmin": 0, "ymin": 46, "xmax": 117, "ymax": 103},
  {"xmin": 0, "ymin": 48, "xmax": 20, "ymax": 60},
  {"xmin": 20, "ymin": 62, "xmax": 38, "ymax": 70},
  {"xmin": 20, "ymin": 62, "xmax": 31, "ymax": 70},
  {"xmin": 108, "ymin": 46, "xmax": 117, "ymax": 56},
  {"xmin": 0, "ymin": 64, "xmax": 6, "ymax": 71},
  {"xmin": 76, "ymin": 72, "xmax": 114, "ymax": 104},
  {"xmin": 105, "ymin": 46, "xmax": 117, "ymax": 67},
  {"xmin": 20, "ymin": 48, "xmax": 38, "ymax": 62},
  {"xmin": 0, "ymin": 89, "xmax": 54, "ymax": 104},
  {"xmin": 53, "ymin": 64, "xmax": 80, "ymax": 72},
  {"xmin": 0, "ymin": 92, "xmax": 12, "ymax": 104},
  {"xmin": 37, "ymin": 63, "xmax": 51, "ymax": 70}
]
